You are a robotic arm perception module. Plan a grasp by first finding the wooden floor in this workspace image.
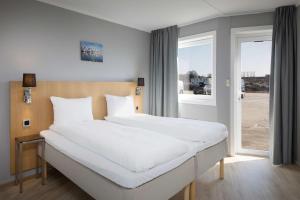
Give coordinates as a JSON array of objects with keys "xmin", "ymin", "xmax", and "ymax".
[{"xmin": 1, "ymin": 156, "xmax": 300, "ymax": 200}]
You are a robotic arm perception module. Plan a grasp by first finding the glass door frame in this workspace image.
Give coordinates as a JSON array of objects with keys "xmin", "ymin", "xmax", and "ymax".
[{"xmin": 230, "ymin": 26, "xmax": 272, "ymax": 157}]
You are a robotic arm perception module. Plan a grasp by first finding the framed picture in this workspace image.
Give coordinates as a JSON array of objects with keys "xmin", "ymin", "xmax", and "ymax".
[{"xmin": 80, "ymin": 41, "xmax": 103, "ymax": 63}]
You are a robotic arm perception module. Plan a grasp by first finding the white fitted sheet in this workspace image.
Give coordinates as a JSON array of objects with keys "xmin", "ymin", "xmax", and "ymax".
[{"xmin": 40, "ymin": 130, "xmax": 195, "ymax": 189}]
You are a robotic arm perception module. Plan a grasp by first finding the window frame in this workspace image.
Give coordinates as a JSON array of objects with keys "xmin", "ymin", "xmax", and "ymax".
[{"xmin": 178, "ymin": 31, "xmax": 217, "ymax": 106}]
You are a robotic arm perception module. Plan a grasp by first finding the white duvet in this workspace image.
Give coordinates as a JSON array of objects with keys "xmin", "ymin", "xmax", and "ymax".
[
  {"xmin": 105, "ymin": 114, "xmax": 228, "ymax": 144},
  {"xmin": 49, "ymin": 120, "xmax": 188, "ymax": 173}
]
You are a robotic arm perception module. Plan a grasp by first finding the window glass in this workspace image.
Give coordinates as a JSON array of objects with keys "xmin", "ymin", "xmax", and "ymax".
[{"xmin": 178, "ymin": 33, "xmax": 215, "ymax": 104}]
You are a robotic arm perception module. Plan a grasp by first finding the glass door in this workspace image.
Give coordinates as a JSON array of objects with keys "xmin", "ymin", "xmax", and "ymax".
[{"xmin": 236, "ymin": 35, "xmax": 272, "ymax": 156}]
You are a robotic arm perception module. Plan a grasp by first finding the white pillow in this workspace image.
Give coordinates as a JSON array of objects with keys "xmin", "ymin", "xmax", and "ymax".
[
  {"xmin": 105, "ymin": 95, "xmax": 135, "ymax": 117},
  {"xmin": 50, "ymin": 96, "xmax": 94, "ymax": 126}
]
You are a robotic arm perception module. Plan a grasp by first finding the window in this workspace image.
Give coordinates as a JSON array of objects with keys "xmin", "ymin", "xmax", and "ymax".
[{"xmin": 178, "ymin": 31, "xmax": 216, "ymax": 105}]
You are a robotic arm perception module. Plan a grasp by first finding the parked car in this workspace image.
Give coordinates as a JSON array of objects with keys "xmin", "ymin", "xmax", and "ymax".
[{"xmin": 190, "ymin": 81, "xmax": 205, "ymax": 94}]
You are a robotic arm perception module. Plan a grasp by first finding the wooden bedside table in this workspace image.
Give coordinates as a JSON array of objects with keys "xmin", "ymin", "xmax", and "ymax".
[{"xmin": 15, "ymin": 134, "xmax": 46, "ymax": 193}]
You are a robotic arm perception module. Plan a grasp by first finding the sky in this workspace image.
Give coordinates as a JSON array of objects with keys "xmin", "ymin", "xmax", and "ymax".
[
  {"xmin": 241, "ymin": 41, "xmax": 271, "ymax": 76},
  {"xmin": 178, "ymin": 43, "xmax": 212, "ymax": 76},
  {"xmin": 178, "ymin": 40, "xmax": 272, "ymax": 77}
]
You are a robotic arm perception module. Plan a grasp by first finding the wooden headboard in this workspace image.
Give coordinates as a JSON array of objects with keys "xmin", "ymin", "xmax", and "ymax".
[{"xmin": 10, "ymin": 81, "xmax": 143, "ymax": 174}]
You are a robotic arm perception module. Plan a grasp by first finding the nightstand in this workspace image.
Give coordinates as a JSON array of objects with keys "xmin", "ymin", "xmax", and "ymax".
[{"xmin": 15, "ymin": 134, "xmax": 46, "ymax": 193}]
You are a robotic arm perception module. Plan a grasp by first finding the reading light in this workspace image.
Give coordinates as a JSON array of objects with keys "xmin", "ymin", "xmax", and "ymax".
[
  {"xmin": 22, "ymin": 73, "xmax": 36, "ymax": 104},
  {"xmin": 136, "ymin": 78, "xmax": 144, "ymax": 95}
]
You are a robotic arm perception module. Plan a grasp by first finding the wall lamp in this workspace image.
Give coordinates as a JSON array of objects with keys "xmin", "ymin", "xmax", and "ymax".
[
  {"xmin": 136, "ymin": 78, "xmax": 144, "ymax": 95},
  {"xmin": 22, "ymin": 73, "xmax": 36, "ymax": 104}
]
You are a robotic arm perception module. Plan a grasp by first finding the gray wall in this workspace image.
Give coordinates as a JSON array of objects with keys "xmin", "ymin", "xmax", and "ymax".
[
  {"xmin": 0, "ymin": 0, "xmax": 150, "ymax": 183},
  {"xmin": 179, "ymin": 13, "xmax": 273, "ymax": 153}
]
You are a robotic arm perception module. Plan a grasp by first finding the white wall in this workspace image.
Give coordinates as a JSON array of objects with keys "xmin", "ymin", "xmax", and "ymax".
[{"xmin": 179, "ymin": 104, "xmax": 218, "ymax": 121}]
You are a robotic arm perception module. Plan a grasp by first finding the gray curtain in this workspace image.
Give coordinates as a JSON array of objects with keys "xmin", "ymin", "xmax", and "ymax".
[
  {"xmin": 149, "ymin": 25, "xmax": 178, "ymax": 117},
  {"xmin": 270, "ymin": 5, "xmax": 297, "ymax": 165}
]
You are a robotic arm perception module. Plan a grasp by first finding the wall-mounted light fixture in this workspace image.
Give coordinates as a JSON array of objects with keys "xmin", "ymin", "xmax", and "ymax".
[
  {"xmin": 136, "ymin": 78, "xmax": 144, "ymax": 95},
  {"xmin": 22, "ymin": 73, "xmax": 36, "ymax": 104}
]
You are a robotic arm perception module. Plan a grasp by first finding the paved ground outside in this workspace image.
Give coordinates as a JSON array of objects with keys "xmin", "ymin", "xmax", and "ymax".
[{"xmin": 242, "ymin": 92, "xmax": 269, "ymax": 151}]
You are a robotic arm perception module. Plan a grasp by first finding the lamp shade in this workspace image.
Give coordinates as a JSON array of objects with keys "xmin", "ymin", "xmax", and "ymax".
[
  {"xmin": 22, "ymin": 73, "xmax": 36, "ymax": 87},
  {"xmin": 137, "ymin": 78, "xmax": 144, "ymax": 86}
]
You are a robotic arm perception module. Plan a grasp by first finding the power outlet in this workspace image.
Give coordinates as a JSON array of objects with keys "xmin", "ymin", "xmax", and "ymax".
[{"xmin": 23, "ymin": 119, "xmax": 31, "ymax": 128}]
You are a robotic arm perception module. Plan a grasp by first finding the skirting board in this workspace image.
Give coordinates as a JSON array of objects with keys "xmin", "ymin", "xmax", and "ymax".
[{"xmin": 0, "ymin": 168, "xmax": 37, "ymax": 186}]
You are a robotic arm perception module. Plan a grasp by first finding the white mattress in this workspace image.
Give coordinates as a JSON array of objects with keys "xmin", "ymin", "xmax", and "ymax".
[
  {"xmin": 40, "ymin": 130, "xmax": 195, "ymax": 189},
  {"xmin": 49, "ymin": 120, "xmax": 188, "ymax": 173}
]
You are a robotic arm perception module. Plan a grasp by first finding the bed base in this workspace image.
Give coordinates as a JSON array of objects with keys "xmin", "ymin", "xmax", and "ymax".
[
  {"xmin": 195, "ymin": 139, "xmax": 227, "ymax": 178},
  {"xmin": 42, "ymin": 143, "xmax": 195, "ymax": 200},
  {"xmin": 40, "ymin": 139, "xmax": 227, "ymax": 200},
  {"xmin": 187, "ymin": 139, "xmax": 227, "ymax": 200}
]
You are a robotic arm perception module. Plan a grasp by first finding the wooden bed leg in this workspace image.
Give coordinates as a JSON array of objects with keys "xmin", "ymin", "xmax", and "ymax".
[
  {"xmin": 184, "ymin": 184, "xmax": 190, "ymax": 200},
  {"xmin": 190, "ymin": 181, "xmax": 196, "ymax": 200},
  {"xmin": 43, "ymin": 161, "xmax": 47, "ymax": 183},
  {"xmin": 220, "ymin": 158, "xmax": 224, "ymax": 180}
]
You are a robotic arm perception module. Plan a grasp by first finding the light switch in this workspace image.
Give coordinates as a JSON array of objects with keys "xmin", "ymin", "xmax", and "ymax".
[
  {"xmin": 23, "ymin": 119, "xmax": 31, "ymax": 128},
  {"xmin": 226, "ymin": 80, "xmax": 230, "ymax": 87}
]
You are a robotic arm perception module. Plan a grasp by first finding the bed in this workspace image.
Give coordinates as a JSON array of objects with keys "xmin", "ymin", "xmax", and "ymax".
[
  {"xmin": 42, "ymin": 96, "xmax": 200, "ymax": 200},
  {"xmin": 39, "ymin": 131, "xmax": 226, "ymax": 200},
  {"xmin": 39, "ymin": 129, "xmax": 195, "ymax": 200},
  {"xmin": 103, "ymin": 95, "xmax": 228, "ymax": 199},
  {"xmin": 105, "ymin": 113, "xmax": 228, "ymax": 180},
  {"xmin": 10, "ymin": 81, "xmax": 226, "ymax": 200}
]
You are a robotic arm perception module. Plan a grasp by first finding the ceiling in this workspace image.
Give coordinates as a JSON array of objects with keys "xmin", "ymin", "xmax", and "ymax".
[{"xmin": 37, "ymin": 0, "xmax": 300, "ymax": 32}]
